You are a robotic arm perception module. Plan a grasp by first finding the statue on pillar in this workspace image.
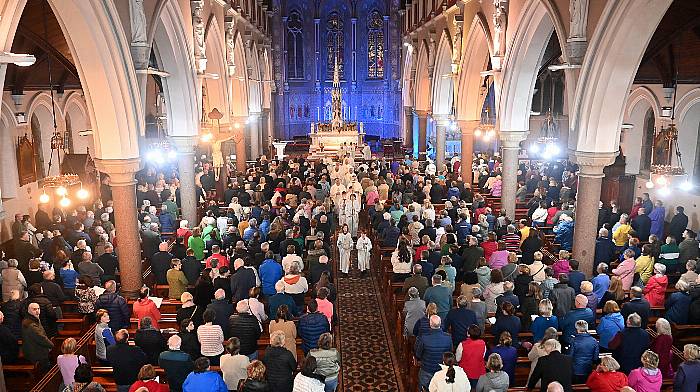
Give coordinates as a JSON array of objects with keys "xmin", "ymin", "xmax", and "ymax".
[
  {"xmin": 569, "ymin": 0, "xmax": 589, "ymax": 41},
  {"xmin": 129, "ymin": 0, "xmax": 147, "ymax": 45},
  {"xmin": 225, "ymin": 15, "xmax": 236, "ymax": 76},
  {"xmin": 493, "ymin": 0, "xmax": 508, "ymax": 58},
  {"xmin": 191, "ymin": 1, "xmax": 206, "ymax": 72}
]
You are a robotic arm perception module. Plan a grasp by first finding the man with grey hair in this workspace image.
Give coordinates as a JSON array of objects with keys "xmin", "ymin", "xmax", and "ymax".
[
  {"xmin": 592, "ymin": 262, "xmax": 610, "ymax": 302},
  {"xmin": 546, "ymin": 381, "xmax": 565, "ymax": 392},
  {"xmin": 594, "ymin": 226, "xmax": 616, "ymax": 271},
  {"xmin": 609, "ymin": 312, "xmax": 651, "ymax": 373},
  {"xmin": 528, "ymin": 339, "xmax": 573, "ymax": 392},
  {"xmin": 424, "ymin": 274, "xmax": 452, "ymax": 320},
  {"xmin": 621, "ymin": 286, "xmax": 650, "ymax": 327},
  {"xmin": 229, "ymin": 300, "xmax": 261, "ymax": 359},
  {"xmin": 444, "ymin": 295, "xmax": 478, "ymax": 346},
  {"xmin": 141, "ymin": 222, "xmax": 162, "ymax": 260},
  {"xmin": 40, "ymin": 270, "xmax": 66, "ymax": 307},
  {"xmin": 570, "ymin": 320, "xmax": 599, "ymax": 383},
  {"xmin": 230, "ymin": 257, "xmax": 256, "ymax": 303},
  {"xmin": 403, "ymin": 264, "xmax": 428, "ymax": 298},
  {"xmin": 158, "ymin": 334, "xmax": 193, "ymax": 392},
  {"xmin": 77, "ymin": 251, "xmax": 104, "ymax": 286},
  {"xmin": 415, "ymin": 314, "xmax": 452, "ymax": 390},
  {"xmin": 206, "ymin": 289, "xmax": 233, "ymax": 336},
  {"xmin": 403, "ymin": 287, "xmax": 425, "ymax": 337},
  {"xmin": 94, "ymin": 280, "xmax": 130, "ymax": 330},
  {"xmin": 267, "ymin": 280, "xmax": 299, "ymax": 319}
]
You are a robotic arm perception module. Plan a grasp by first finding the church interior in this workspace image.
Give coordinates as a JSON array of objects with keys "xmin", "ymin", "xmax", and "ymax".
[{"xmin": 0, "ymin": 0, "xmax": 699, "ymax": 391}]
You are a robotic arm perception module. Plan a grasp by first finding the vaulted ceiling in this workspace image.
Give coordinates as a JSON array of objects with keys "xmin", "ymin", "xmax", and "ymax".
[
  {"xmin": 3, "ymin": 0, "xmax": 81, "ymax": 94},
  {"xmin": 635, "ymin": 0, "xmax": 700, "ymax": 86}
]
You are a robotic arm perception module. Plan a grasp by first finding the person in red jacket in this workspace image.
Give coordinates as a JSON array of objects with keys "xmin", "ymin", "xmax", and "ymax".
[
  {"xmin": 643, "ymin": 263, "xmax": 668, "ymax": 307},
  {"xmin": 129, "ymin": 364, "xmax": 170, "ymax": 392},
  {"xmin": 586, "ymin": 356, "xmax": 628, "ymax": 392},
  {"xmin": 133, "ymin": 287, "xmax": 161, "ymax": 329}
]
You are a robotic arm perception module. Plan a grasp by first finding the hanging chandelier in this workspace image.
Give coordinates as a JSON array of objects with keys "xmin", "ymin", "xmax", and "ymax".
[
  {"xmin": 38, "ymin": 1, "xmax": 87, "ymax": 207},
  {"xmin": 146, "ymin": 91, "xmax": 177, "ymax": 164},
  {"xmin": 645, "ymin": 75, "xmax": 691, "ymax": 195},
  {"xmin": 474, "ymin": 106, "xmax": 495, "ymax": 141},
  {"xmin": 528, "ymin": 110, "xmax": 561, "ymax": 159}
]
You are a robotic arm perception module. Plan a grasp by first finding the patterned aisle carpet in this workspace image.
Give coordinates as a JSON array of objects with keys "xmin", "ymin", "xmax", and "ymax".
[{"xmin": 336, "ymin": 251, "xmax": 403, "ymax": 392}]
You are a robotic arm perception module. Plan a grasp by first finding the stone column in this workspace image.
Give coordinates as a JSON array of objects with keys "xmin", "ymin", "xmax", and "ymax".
[
  {"xmin": 571, "ymin": 151, "xmax": 617, "ymax": 277},
  {"xmin": 262, "ymin": 108, "xmax": 272, "ymax": 156},
  {"xmin": 404, "ymin": 107, "xmax": 414, "ymax": 149},
  {"xmin": 433, "ymin": 115, "xmax": 449, "ymax": 171},
  {"xmin": 499, "ymin": 131, "xmax": 528, "ymax": 220},
  {"xmin": 416, "ymin": 110, "xmax": 428, "ymax": 160},
  {"xmin": 458, "ymin": 120, "xmax": 479, "ymax": 184},
  {"xmin": 171, "ymin": 136, "xmax": 198, "ymax": 226},
  {"xmin": 232, "ymin": 118, "xmax": 247, "ymax": 174},
  {"xmin": 248, "ymin": 113, "xmax": 261, "ymax": 158},
  {"xmin": 95, "ymin": 158, "xmax": 142, "ymax": 298}
]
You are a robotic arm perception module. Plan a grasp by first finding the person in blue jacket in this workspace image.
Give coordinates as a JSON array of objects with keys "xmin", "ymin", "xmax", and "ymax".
[
  {"xmin": 299, "ymin": 300, "xmax": 330, "ymax": 354},
  {"xmin": 569, "ymin": 320, "xmax": 599, "ymax": 383},
  {"xmin": 553, "ymin": 215, "xmax": 574, "ymax": 251},
  {"xmin": 560, "ymin": 294, "xmax": 595, "ymax": 347},
  {"xmin": 665, "ymin": 280, "xmax": 692, "ymax": 325},
  {"xmin": 596, "ymin": 300, "xmax": 625, "ymax": 351},
  {"xmin": 183, "ymin": 357, "xmax": 228, "ymax": 392},
  {"xmin": 415, "ymin": 315, "xmax": 453, "ymax": 391},
  {"xmin": 258, "ymin": 252, "xmax": 283, "ymax": 297}
]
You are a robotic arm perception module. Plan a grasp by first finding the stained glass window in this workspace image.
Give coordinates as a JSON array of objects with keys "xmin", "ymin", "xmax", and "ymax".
[
  {"xmin": 327, "ymin": 12, "xmax": 344, "ymax": 80},
  {"xmin": 367, "ymin": 10, "xmax": 384, "ymax": 79},
  {"xmin": 287, "ymin": 11, "xmax": 304, "ymax": 79}
]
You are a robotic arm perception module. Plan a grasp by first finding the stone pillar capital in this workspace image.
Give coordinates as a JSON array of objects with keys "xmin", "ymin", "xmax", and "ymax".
[
  {"xmin": 499, "ymin": 131, "xmax": 529, "ymax": 149},
  {"xmin": 432, "ymin": 114, "xmax": 452, "ymax": 127},
  {"xmin": 170, "ymin": 135, "xmax": 198, "ymax": 154},
  {"xmin": 415, "ymin": 109, "xmax": 429, "ymax": 119},
  {"xmin": 94, "ymin": 158, "xmax": 141, "ymax": 186},
  {"xmin": 457, "ymin": 120, "xmax": 480, "ymax": 135},
  {"xmin": 571, "ymin": 151, "xmax": 617, "ymax": 178}
]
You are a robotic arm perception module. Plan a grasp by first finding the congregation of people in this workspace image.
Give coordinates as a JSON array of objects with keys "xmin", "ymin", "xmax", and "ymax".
[{"xmin": 1, "ymin": 151, "xmax": 700, "ymax": 392}]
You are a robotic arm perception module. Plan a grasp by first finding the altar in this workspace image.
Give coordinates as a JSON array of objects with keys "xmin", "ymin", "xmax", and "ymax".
[{"xmin": 308, "ymin": 57, "xmax": 365, "ymax": 158}]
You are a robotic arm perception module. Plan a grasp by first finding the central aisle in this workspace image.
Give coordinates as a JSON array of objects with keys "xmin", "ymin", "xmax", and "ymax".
[{"xmin": 335, "ymin": 251, "xmax": 403, "ymax": 391}]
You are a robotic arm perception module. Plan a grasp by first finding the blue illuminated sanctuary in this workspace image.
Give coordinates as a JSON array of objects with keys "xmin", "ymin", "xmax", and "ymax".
[{"xmin": 271, "ymin": 0, "xmax": 402, "ymax": 140}]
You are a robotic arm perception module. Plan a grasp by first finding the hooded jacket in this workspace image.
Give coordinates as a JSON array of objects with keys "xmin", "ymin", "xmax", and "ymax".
[
  {"xmin": 628, "ymin": 367, "xmax": 662, "ymax": 392},
  {"xmin": 596, "ymin": 312, "xmax": 624, "ymax": 349}
]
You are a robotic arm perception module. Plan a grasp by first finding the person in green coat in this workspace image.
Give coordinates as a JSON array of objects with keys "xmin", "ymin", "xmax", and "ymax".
[
  {"xmin": 659, "ymin": 236, "xmax": 681, "ymax": 274},
  {"xmin": 188, "ymin": 228, "xmax": 205, "ymax": 261}
]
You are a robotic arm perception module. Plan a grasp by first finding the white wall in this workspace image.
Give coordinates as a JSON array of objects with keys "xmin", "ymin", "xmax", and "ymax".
[{"xmin": 0, "ymin": 90, "xmax": 89, "ymax": 242}]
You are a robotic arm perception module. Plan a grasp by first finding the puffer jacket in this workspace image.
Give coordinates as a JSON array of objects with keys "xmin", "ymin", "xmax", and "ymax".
[
  {"xmin": 554, "ymin": 220, "xmax": 574, "ymax": 251},
  {"xmin": 228, "ymin": 313, "xmax": 261, "ymax": 356},
  {"xmin": 94, "ymin": 292, "xmax": 130, "ymax": 330},
  {"xmin": 299, "ymin": 312, "xmax": 330, "ymax": 354},
  {"xmin": 261, "ymin": 345, "xmax": 295, "ymax": 392},
  {"xmin": 415, "ymin": 329, "xmax": 453, "ymax": 374},
  {"xmin": 569, "ymin": 333, "xmax": 600, "ymax": 376},
  {"xmin": 309, "ymin": 348, "xmax": 340, "ymax": 380},
  {"xmin": 596, "ymin": 312, "xmax": 624, "ymax": 349}
]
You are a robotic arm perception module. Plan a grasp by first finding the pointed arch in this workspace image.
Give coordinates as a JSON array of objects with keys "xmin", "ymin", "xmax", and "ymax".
[
  {"xmin": 203, "ymin": 16, "xmax": 230, "ymax": 124},
  {"xmin": 431, "ymin": 29, "xmax": 454, "ymax": 116},
  {"xmin": 0, "ymin": 101, "xmax": 20, "ymax": 197},
  {"xmin": 570, "ymin": 0, "xmax": 672, "ymax": 153},
  {"xmin": 413, "ymin": 39, "xmax": 431, "ymax": 112},
  {"xmin": 497, "ymin": 0, "xmax": 554, "ymax": 133},
  {"xmin": 456, "ymin": 13, "xmax": 493, "ymax": 122},
  {"xmin": 230, "ymin": 31, "xmax": 249, "ymax": 117},
  {"xmin": 247, "ymin": 40, "xmax": 262, "ymax": 114},
  {"xmin": 402, "ymin": 44, "xmax": 416, "ymax": 107},
  {"xmin": 152, "ymin": 0, "xmax": 200, "ymax": 138}
]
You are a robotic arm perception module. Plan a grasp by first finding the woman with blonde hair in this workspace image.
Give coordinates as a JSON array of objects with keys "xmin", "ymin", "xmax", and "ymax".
[
  {"xmin": 527, "ymin": 328, "xmax": 561, "ymax": 387},
  {"xmin": 650, "ymin": 318, "xmax": 674, "ymax": 378},
  {"xmin": 598, "ymin": 276, "xmax": 626, "ymax": 307},
  {"xmin": 586, "ymin": 356, "xmax": 628, "ymax": 392},
  {"xmin": 674, "ymin": 344, "xmax": 700, "ymax": 391},
  {"xmin": 628, "ymin": 350, "xmax": 662, "ymax": 392},
  {"xmin": 475, "ymin": 353, "xmax": 509, "ymax": 392},
  {"xmin": 413, "ymin": 302, "xmax": 439, "ymax": 337},
  {"xmin": 530, "ymin": 299, "xmax": 558, "ymax": 342},
  {"xmin": 57, "ymin": 338, "xmax": 87, "ymax": 388}
]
